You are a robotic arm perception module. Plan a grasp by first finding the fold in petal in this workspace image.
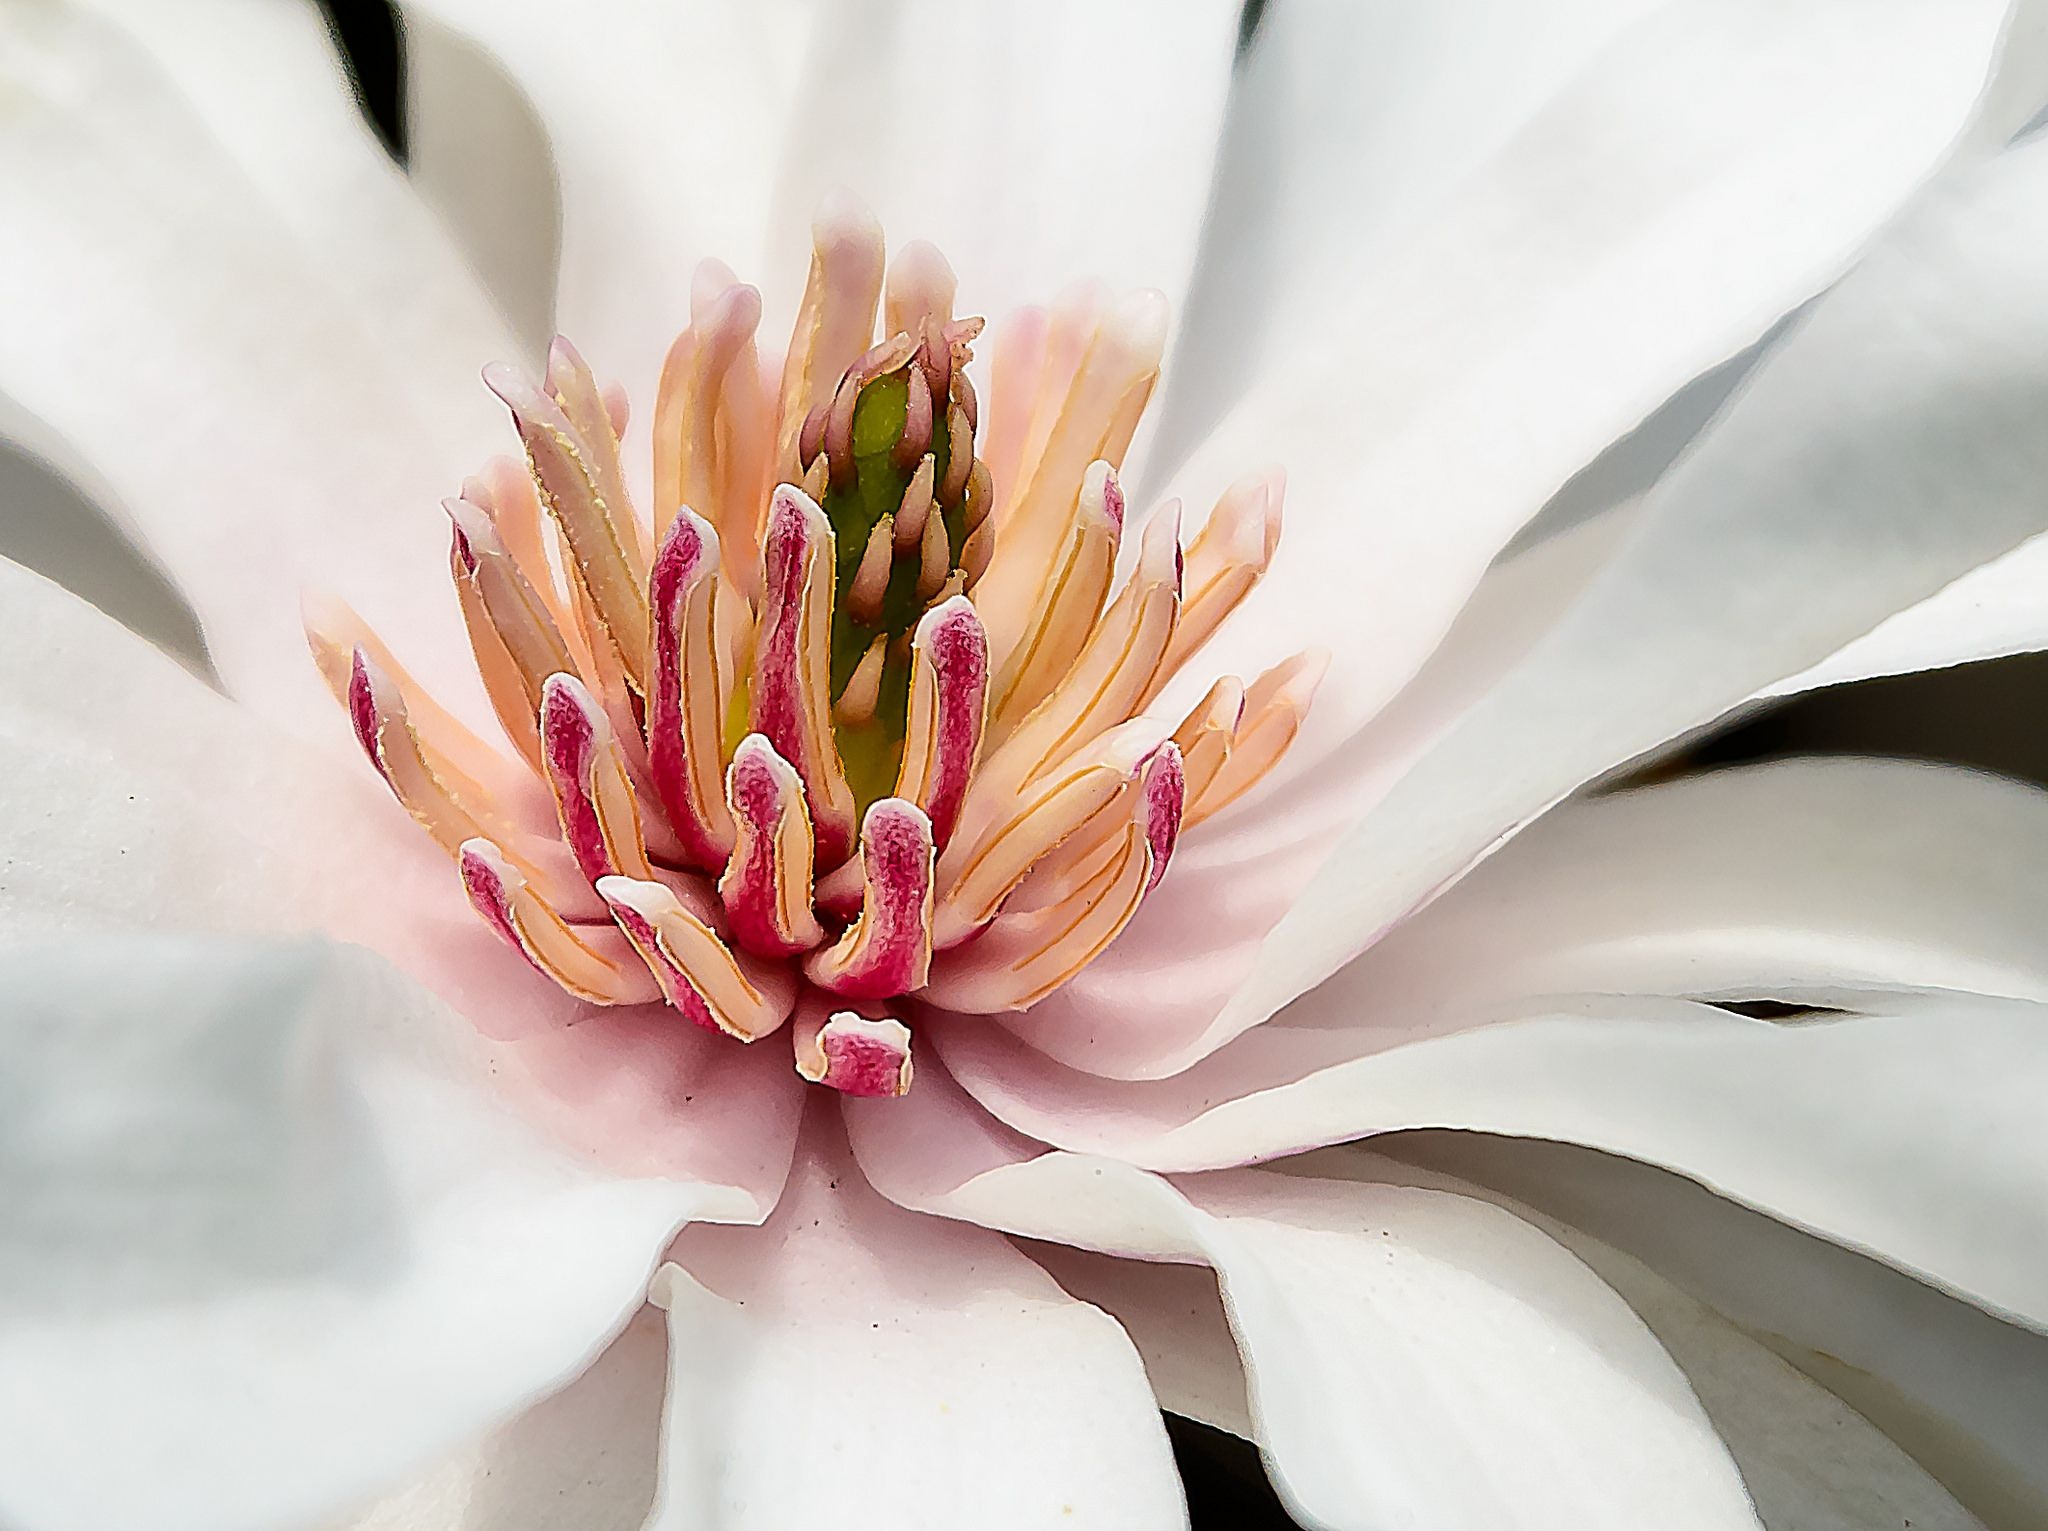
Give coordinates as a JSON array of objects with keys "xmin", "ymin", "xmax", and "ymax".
[
  {"xmin": 944, "ymin": 992, "xmax": 2048, "ymax": 1332},
  {"xmin": 1340, "ymin": 1151, "xmax": 1995, "ymax": 1531},
  {"xmin": 1188, "ymin": 122, "xmax": 2048, "ymax": 1074},
  {"xmin": 1321, "ymin": 756, "xmax": 2048, "ymax": 1017},
  {"xmin": 1400, "ymin": 1134, "xmax": 2048, "ymax": 1522},
  {"xmin": 339, "ymin": 1306, "xmax": 670, "ymax": 1531},
  {"xmin": 1006, "ymin": 0, "xmax": 2048, "ymax": 1082},
  {"xmin": 0, "ymin": 2, "xmax": 514, "ymax": 744},
  {"xmin": 644, "ymin": 1113, "xmax": 1186, "ymax": 1530},
  {"xmin": 0, "ymin": 935, "xmax": 729, "ymax": 1531},
  {"xmin": 846, "ymin": 1068, "xmax": 1760, "ymax": 1531}
]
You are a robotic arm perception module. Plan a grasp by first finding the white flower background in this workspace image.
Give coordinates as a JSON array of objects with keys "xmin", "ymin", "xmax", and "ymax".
[{"xmin": 6, "ymin": 2, "xmax": 2048, "ymax": 1530}]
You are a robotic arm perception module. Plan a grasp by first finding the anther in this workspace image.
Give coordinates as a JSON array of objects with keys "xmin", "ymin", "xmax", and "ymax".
[
  {"xmin": 793, "ymin": 1005, "xmax": 915, "ymax": 1098},
  {"xmin": 718, "ymin": 733, "xmax": 827, "ymax": 958},
  {"xmin": 596, "ymin": 875, "xmax": 797, "ymax": 1040},
  {"xmin": 804, "ymin": 799, "xmax": 936, "ymax": 999}
]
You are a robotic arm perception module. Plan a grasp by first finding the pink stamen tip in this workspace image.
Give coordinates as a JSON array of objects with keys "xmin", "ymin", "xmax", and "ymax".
[
  {"xmin": 1101, "ymin": 468, "xmax": 1126, "ymax": 534},
  {"xmin": 806, "ymin": 800, "xmax": 935, "ymax": 999},
  {"xmin": 1139, "ymin": 743, "xmax": 1186, "ymax": 893},
  {"xmin": 720, "ymin": 733, "xmax": 823, "ymax": 959},
  {"xmin": 346, "ymin": 647, "xmax": 390, "ymax": 784},
  {"xmin": 801, "ymin": 1012, "xmax": 914, "ymax": 1098},
  {"xmin": 539, "ymin": 672, "xmax": 610, "ymax": 881},
  {"xmin": 651, "ymin": 505, "xmax": 717, "ymax": 612},
  {"xmin": 458, "ymin": 838, "xmax": 545, "ymax": 975},
  {"xmin": 918, "ymin": 597, "xmax": 988, "ymax": 848},
  {"xmin": 595, "ymin": 882, "xmax": 723, "ymax": 1034}
]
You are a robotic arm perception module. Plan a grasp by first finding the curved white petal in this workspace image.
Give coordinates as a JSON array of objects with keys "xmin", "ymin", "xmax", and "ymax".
[
  {"xmin": 992, "ymin": 485, "xmax": 1639, "ymax": 1079},
  {"xmin": 941, "ymin": 992, "xmax": 2048, "ymax": 1330},
  {"xmin": 1020, "ymin": 1239, "xmax": 1253, "ymax": 1441},
  {"xmin": 0, "ymin": 934, "xmax": 729, "ymax": 1531},
  {"xmin": 1324, "ymin": 756, "xmax": 2048, "ymax": 1015},
  {"xmin": 1195, "ymin": 120, "xmax": 2048, "ymax": 1069},
  {"xmin": 1402, "ymin": 1134, "xmax": 2048, "ymax": 1523},
  {"xmin": 1152, "ymin": 0, "xmax": 1662, "ymax": 469},
  {"xmin": 339, "ymin": 1305, "xmax": 669, "ymax": 1531},
  {"xmin": 0, "ymin": 551, "xmax": 806, "ymax": 1194},
  {"xmin": 403, "ymin": 0, "xmax": 1239, "ymax": 406},
  {"xmin": 645, "ymin": 1116, "xmax": 1185, "ymax": 1531},
  {"xmin": 1000, "ymin": 0, "xmax": 2048, "ymax": 1082},
  {"xmin": 1338, "ymin": 1151, "xmax": 1996, "ymax": 1531},
  {"xmin": 848, "ymin": 1070, "xmax": 1761, "ymax": 1531},
  {"xmin": 0, "ymin": 3, "xmax": 515, "ymax": 743},
  {"xmin": 1768, "ymin": 529, "xmax": 2048, "ymax": 697}
]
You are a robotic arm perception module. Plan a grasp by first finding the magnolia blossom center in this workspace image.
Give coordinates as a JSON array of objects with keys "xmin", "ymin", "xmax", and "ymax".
[{"xmin": 307, "ymin": 203, "xmax": 1322, "ymax": 1099}]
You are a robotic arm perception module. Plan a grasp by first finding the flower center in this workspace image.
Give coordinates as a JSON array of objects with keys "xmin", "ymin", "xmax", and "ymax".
[{"xmin": 305, "ymin": 201, "xmax": 1322, "ymax": 1098}]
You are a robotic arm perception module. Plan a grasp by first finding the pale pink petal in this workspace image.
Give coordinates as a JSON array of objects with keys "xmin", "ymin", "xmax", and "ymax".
[
  {"xmin": 0, "ymin": 3, "xmax": 514, "ymax": 744},
  {"xmin": 0, "ymin": 934, "xmax": 732, "ymax": 1531},
  {"xmin": 0, "ymin": 552, "xmax": 801, "ymax": 1193},
  {"xmin": 643, "ymin": 1113, "xmax": 1185, "ymax": 1530}
]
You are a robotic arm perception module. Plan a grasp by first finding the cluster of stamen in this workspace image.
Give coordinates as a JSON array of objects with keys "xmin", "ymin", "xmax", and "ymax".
[{"xmin": 307, "ymin": 200, "xmax": 1322, "ymax": 1097}]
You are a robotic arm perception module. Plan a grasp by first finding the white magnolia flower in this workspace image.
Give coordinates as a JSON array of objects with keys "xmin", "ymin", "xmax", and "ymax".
[{"xmin": 4, "ymin": 2, "xmax": 2048, "ymax": 1529}]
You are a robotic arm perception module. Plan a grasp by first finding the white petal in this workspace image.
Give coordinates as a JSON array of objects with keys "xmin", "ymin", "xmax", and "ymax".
[
  {"xmin": 847, "ymin": 1072, "xmax": 1760, "ymax": 1531},
  {"xmin": 994, "ymin": 481, "xmax": 1639, "ymax": 1080},
  {"xmin": 645, "ymin": 1118, "xmax": 1185, "ymax": 1531},
  {"xmin": 1326, "ymin": 756, "xmax": 2048, "ymax": 1015},
  {"xmin": 399, "ymin": 0, "xmax": 797, "ymax": 402},
  {"xmin": 403, "ymin": 1, "xmax": 1240, "ymax": 400},
  {"xmin": 337, "ymin": 1306, "xmax": 669, "ymax": 1531},
  {"xmin": 943, "ymin": 992, "xmax": 2048, "ymax": 1328},
  {"xmin": 1326, "ymin": 1150, "xmax": 1995, "ymax": 1531},
  {"xmin": 1768, "ymin": 529, "xmax": 2048, "ymax": 697},
  {"xmin": 0, "ymin": 3, "xmax": 514, "ymax": 743},
  {"xmin": 0, "ymin": 934, "xmax": 732, "ymax": 1531},
  {"xmin": 1401, "ymin": 1134, "xmax": 2048, "ymax": 1522},
  {"xmin": 757, "ymin": 1, "xmax": 1240, "ymax": 352},
  {"xmin": 1152, "ymin": 0, "xmax": 1662, "ymax": 469},
  {"xmin": 1208, "ymin": 120, "xmax": 2048, "ymax": 1062},
  {"xmin": 0, "ymin": 552, "xmax": 806, "ymax": 1194}
]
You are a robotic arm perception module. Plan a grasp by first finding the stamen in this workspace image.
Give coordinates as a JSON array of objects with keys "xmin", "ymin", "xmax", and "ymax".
[
  {"xmin": 445, "ymin": 496, "xmax": 578, "ymax": 773},
  {"xmin": 923, "ymin": 810, "xmax": 1154, "ymax": 1014},
  {"xmin": 892, "ymin": 595, "xmax": 988, "ymax": 850},
  {"xmin": 974, "ymin": 287, "xmax": 1167, "ymax": 669},
  {"xmin": 485, "ymin": 359, "xmax": 653, "ymax": 699},
  {"xmin": 963, "ymin": 500, "xmax": 1182, "ymax": 825},
  {"xmin": 459, "ymin": 837, "xmax": 657, "ymax": 1005},
  {"xmin": 933, "ymin": 720, "xmax": 1161, "ymax": 949},
  {"xmin": 884, "ymin": 240, "xmax": 959, "ymax": 342},
  {"xmin": 834, "ymin": 634, "xmax": 889, "ymax": 728},
  {"xmin": 718, "ymin": 733, "xmax": 827, "ymax": 958},
  {"xmin": 981, "ymin": 305, "xmax": 1050, "ymax": 509},
  {"xmin": 1171, "ymin": 676, "xmax": 1245, "ymax": 810},
  {"xmin": 596, "ymin": 875, "xmax": 796, "ymax": 1040},
  {"xmin": 1011, "ymin": 740, "xmax": 1184, "ymax": 907},
  {"xmin": 1144, "ymin": 470, "xmax": 1283, "ymax": 707},
  {"xmin": 775, "ymin": 194, "xmax": 887, "ymax": 480},
  {"xmin": 1186, "ymin": 649, "xmax": 1331, "ymax": 827},
  {"xmin": 646, "ymin": 508, "xmax": 736, "ymax": 871},
  {"xmin": 654, "ymin": 273, "xmax": 766, "ymax": 580},
  {"xmin": 984, "ymin": 459, "xmax": 1122, "ymax": 730},
  {"xmin": 804, "ymin": 799, "xmax": 936, "ymax": 999},
  {"xmin": 792, "ymin": 1003, "xmax": 915, "ymax": 1098},
  {"xmin": 539, "ymin": 672, "xmax": 656, "ymax": 884}
]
